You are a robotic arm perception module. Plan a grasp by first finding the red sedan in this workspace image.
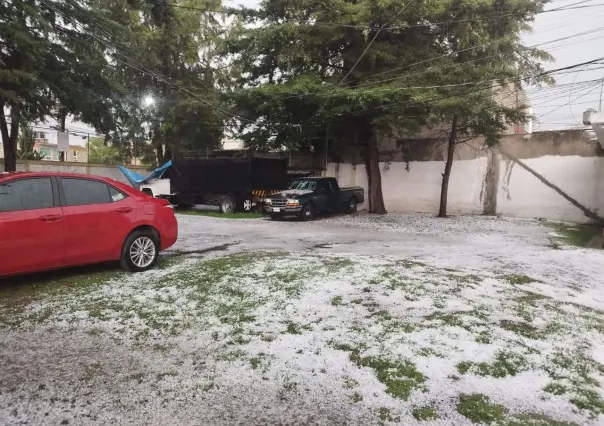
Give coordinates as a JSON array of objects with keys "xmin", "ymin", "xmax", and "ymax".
[{"xmin": 0, "ymin": 172, "xmax": 178, "ymax": 277}]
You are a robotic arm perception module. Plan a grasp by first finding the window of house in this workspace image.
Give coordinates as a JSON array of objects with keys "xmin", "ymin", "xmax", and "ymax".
[
  {"xmin": 72, "ymin": 151, "xmax": 78, "ymax": 161},
  {"xmin": 61, "ymin": 178, "xmax": 112, "ymax": 206},
  {"xmin": 39, "ymin": 148, "xmax": 51, "ymax": 160},
  {"xmin": 34, "ymin": 131, "xmax": 46, "ymax": 140},
  {"xmin": 0, "ymin": 178, "xmax": 54, "ymax": 212}
]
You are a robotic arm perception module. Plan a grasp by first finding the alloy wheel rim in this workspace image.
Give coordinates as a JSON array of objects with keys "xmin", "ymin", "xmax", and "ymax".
[{"xmin": 130, "ymin": 237, "xmax": 156, "ymax": 268}]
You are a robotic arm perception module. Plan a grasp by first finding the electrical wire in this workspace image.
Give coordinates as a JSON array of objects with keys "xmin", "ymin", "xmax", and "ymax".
[
  {"xmin": 298, "ymin": 0, "xmax": 417, "ymax": 127},
  {"xmin": 34, "ymin": 0, "xmax": 604, "ymax": 133},
  {"xmin": 40, "ymin": 0, "xmax": 257, "ymax": 125},
  {"xmin": 169, "ymin": 2, "xmax": 604, "ymax": 30},
  {"xmin": 271, "ymin": 25, "xmax": 604, "ymax": 101}
]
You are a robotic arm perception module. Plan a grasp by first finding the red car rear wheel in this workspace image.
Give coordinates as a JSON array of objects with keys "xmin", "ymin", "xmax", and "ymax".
[{"xmin": 121, "ymin": 229, "xmax": 160, "ymax": 272}]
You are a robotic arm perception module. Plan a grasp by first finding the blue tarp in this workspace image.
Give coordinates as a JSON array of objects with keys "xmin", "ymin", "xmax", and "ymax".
[{"xmin": 117, "ymin": 160, "xmax": 173, "ymax": 187}]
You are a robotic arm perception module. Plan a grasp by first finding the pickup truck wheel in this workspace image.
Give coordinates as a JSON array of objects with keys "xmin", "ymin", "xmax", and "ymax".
[
  {"xmin": 219, "ymin": 195, "xmax": 236, "ymax": 214},
  {"xmin": 346, "ymin": 197, "xmax": 358, "ymax": 214},
  {"xmin": 300, "ymin": 203, "xmax": 316, "ymax": 221}
]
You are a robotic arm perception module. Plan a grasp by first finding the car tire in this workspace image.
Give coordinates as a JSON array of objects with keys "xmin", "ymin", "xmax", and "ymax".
[
  {"xmin": 120, "ymin": 229, "xmax": 160, "ymax": 272},
  {"xmin": 346, "ymin": 197, "xmax": 358, "ymax": 214},
  {"xmin": 299, "ymin": 203, "xmax": 316, "ymax": 221},
  {"xmin": 219, "ymin": 195, "xmax": 236, "ymax": 214}
]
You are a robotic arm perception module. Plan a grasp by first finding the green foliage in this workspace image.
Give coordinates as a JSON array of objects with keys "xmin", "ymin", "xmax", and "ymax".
[
  {"xmin": 88, "ymin": 138, "xmax": 122, "ymax": 165},
  {"xmin": 223, "ymin": 0, "xmax": 552, "ymax": 213},
  {"xmin": 17, "ymin": 125, "xmax": 35, "ymax": 154},
  {"xmin": 0, "ymin": 0, "xmax": 227, "ymax": 170}
]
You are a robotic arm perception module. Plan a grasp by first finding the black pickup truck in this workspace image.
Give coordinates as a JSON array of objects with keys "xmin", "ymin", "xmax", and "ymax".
[{"xmin": 264, "ymin": 177, "xmax": 364, "ymax": 221}]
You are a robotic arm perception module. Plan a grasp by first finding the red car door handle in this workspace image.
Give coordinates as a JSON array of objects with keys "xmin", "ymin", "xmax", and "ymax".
[
  {"xmin": 39, "ymin": 214, "xmax": 62, "ymax": 222},
  {"xmin": 116, "ymin": 207, "xmax": 133, "ymax": 213}
]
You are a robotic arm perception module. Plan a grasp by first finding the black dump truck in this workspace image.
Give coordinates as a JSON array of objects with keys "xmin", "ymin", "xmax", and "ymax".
[
  {"xmin": 264, "ymin": 177, "xmax": 364, "ymax": 221},
  {"xmin": 164, "ymin": 157, "xmax": 289, "ymax": 213}
]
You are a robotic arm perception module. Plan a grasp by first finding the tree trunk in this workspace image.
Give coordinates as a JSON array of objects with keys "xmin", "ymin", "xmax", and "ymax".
[
  {"xmin": 153, "ymin": 122, "xmax": 164, "ymax": 165},
  {"xmin": 155, "ymin": 140, "xmax": 164, "ymax": 165},
  {"xmin": 499, "ymin": 148, "xmax": 604, "ymax": 226},
  {"xmin": 365, "ymin": 136, "xmax": 387, "ymax": 214},
  {"xmin": 0, "ymin": 106, "xmax": 19, "ymax": 172},
  {"xmin": 438, "ymin": 115, "xmax": 458, "ymax": 218},
  {"xmin": 164, "ymin": 145, "xmax": 173, "ymax": 162},
  {"xmin": 59, "ymin": 113, "xmax": 66, "ymax": 162}
]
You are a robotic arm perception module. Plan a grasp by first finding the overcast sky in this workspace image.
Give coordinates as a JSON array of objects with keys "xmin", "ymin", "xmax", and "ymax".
[{"xmin": 229, "ymin": 0, "xmax": 604, "ymax": 131}]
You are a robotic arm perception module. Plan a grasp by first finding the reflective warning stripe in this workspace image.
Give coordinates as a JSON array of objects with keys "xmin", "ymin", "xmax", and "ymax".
[{"xmin": 252, "ymin": 189, "xmax": 283, "ymax": 197}]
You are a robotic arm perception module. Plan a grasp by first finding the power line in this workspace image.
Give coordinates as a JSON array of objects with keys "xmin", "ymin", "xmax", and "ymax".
[
  {"xmin": 294, "ymin": 56, "xmax": 604, "ymax": 127},
  {"xmin": 300, "ymin": 0, "xmax": 418, "ymax": 127},
  {"xmin": 40, "ymin": 0, "xmax": 255, "ymax": 126},
  {"xmin": 271, "ymin": 26, "xmax": 604, "ymax": 102},
  {"xmin": 168, "ymin": 2, "xmax": 604, "ymax": 30}
]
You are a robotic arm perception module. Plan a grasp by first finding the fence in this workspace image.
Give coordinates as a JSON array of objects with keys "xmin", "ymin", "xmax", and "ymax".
[{"xmin": 0, "ymin": 160, "xmax": 148, "ymax": 186}]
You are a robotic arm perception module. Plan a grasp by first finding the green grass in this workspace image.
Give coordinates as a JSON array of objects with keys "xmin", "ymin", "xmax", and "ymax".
[
  {"xmin": 546, "ymin": 222, "xmax": 600, "ymax": 248},
  {"xmin": 502, "ymin": 274, "xmax": 538, "ymax": 285},
  {"xmin": 500, "ymin": 319, "xmax": 541, "ymax": 339},
  {"xmin": 176, "ymin": 210, "xmax": 264, "ymax": 219},
  {"xmin": 377, "ymin": 407, "xmax": 400, "ymax": 424},
  {"xmin": 505, "ymin": 413, "xmax": 579, "ymax": 426},
  {"xmin": 543, "ymin": 351, "xmax": 604, "ymax": 416},
  {"xmin": 425, "ymin": 311, "xmax": 465, "ymax": 328},
  {"xmin": 351, "ymin": 392, "xmax": 363, "ymax": 403},
  {"xmin": 457, "ymin": 393, "xmax": 508, "ymax": 424},
  {"xmin": 349, "ymin": 351, "xmax": 425, "ymax": 400},
  {"xmin": 412, "ymin": 406, "xmax": 439, "ymax": 421},
  {"xmin": 331, "ymin": 296, "xmax": 343, "ymax": 306},
  {"xmin": 0, "ymin": 263, "xmax": 125, "ymax": 327},
  {"xmin": 457, "ymin": 352, "xmax": 528, "ymax": 378}
]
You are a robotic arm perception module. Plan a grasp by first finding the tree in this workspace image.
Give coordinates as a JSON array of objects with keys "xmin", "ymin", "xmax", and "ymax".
[
  {"xmin": 1, "ymin": 0, "xmax": 227, "ymax": 171},
  {"xmin": 224, "ymin": 0, "xmax": 553, "ymax": 215},
  {"xmin": 415, "ymin": 0, "xmax": 552, "ymax": 217},
  {"xmin": 0, "ymin": 0, "xmax": 129, "ymax": 171},
  {"xmin": 223, "ymin": 0, "xmax": 446, "ymax": 213},
  {"xmin": 17, "ymin": 125, "xmax": 35, "ymax": 155},
  {"xmin": 102, "ymin": 0, "xmax": 227, "ymax": 165},
  {"xmin": 88, "ymin": 137, "xmax": 122, "ymax": 164}
]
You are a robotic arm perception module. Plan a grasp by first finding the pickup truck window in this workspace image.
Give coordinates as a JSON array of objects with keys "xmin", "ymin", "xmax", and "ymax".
[
  {"xmin": 289, "ymin": 180, "xmax": 317, "ymax": 191},
  {"xmin": 316, "ymin": 180, "xmax": 331, "ymax": 193}
]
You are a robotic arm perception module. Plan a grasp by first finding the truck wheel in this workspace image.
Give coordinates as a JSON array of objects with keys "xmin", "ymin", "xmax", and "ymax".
[
  {"xmin": 346, "ymin": 197, "xmax": 358, "ymax": 214},
  {"xmin": 299, "ymin": 203, "xmax": 316, "ymax": 221},
  {"xmin": 219, "ymin": 195, "xmax": 236, "ymax": 214}
]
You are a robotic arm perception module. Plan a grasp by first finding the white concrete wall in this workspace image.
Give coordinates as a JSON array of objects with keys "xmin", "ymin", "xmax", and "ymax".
[
  {"xmin": 496, "ymin": 155, "xmax": 604, "ymax": 223},
  {"xmin": 325, "ymin": 155, "xmax": 604, "ymax": 223},
  {"xmin": 326, "ymin": 159, "xmax": 487, "ymax": 214}
]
